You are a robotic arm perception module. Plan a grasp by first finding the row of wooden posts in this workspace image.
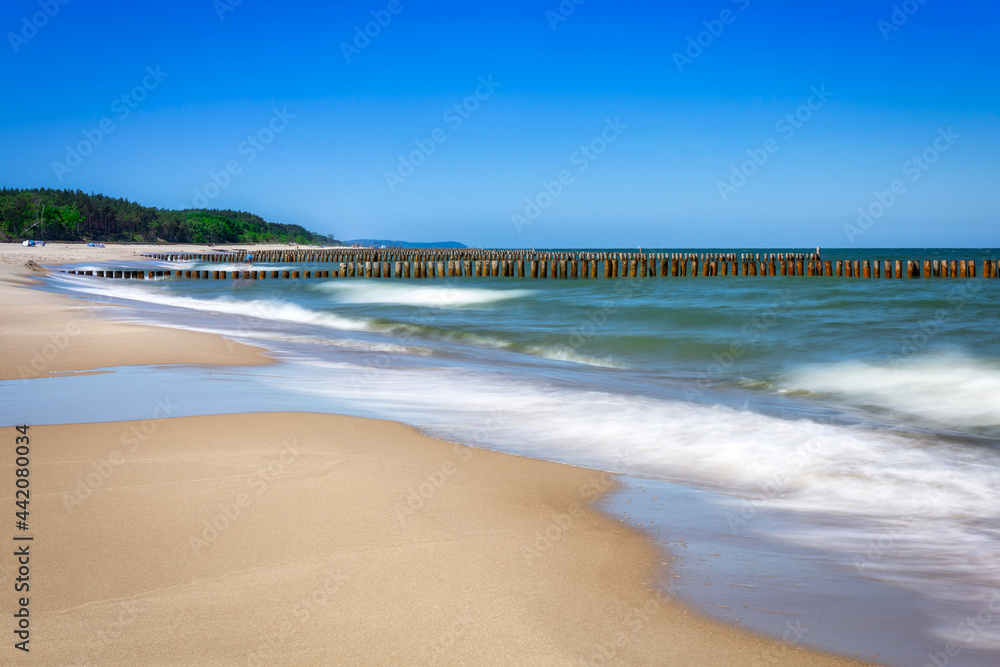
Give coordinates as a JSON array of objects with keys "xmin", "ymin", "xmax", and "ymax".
[{"xmin": 64, "ymin": 253, "xmax": 999, "ymax": 280}]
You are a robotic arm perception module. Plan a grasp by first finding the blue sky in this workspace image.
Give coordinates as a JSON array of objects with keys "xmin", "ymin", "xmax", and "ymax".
[{"xmin": 2, "ymin": 0, "xmax": 997, "ymax": 247}]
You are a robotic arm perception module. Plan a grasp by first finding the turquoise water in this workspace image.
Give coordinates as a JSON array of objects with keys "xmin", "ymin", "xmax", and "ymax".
[{"xmin": 5, "ymin": 247, "xmax": 1000, "ymax": 665}]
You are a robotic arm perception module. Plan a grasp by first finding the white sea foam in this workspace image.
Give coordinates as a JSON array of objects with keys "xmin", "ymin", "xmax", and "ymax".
[
  {"xmin": 53, "ymin": 277, "xmax": 371, "ymax": 332},
  {"xmin": 274, "ymin": 362, "xmax": 1000, "ymax": 648},
  {"xmin": 783, "ymin": 352, "xmax": 1000, "ymax": 431},
  {"xmin": 313, "ymin": 281, "xmax": 531, "ymax": 308},
  {"xmin": 523, "ymin": 344, "xmax": 621, "ymax": 368},
  {"xmin": 51, "ymin": 275, "xmax": 617, "ymax": 368}
]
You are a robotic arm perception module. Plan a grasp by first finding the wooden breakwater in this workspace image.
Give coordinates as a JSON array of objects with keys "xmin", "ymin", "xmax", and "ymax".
[{"xmin": 56, "ymin": 250, "xmax": 1000, "ymax": 280}]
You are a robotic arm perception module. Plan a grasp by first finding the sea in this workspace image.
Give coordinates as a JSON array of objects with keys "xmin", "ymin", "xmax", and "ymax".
[{"xmin": 4, "ymin": 247, "xmax": 1000, "ymax": 666}]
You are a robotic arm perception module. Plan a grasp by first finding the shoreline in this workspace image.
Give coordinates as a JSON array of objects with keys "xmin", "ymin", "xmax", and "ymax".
[
  {"xmin": 10, "ymin": 413, "xmax": 867, "ymax": 665},
  {"xmin": 0, "ymin": 243, "xmax": 275, "ymax": 381},
  {"xmin": 0, "ymin": 242, "xmax": 869, "ymax": 664}
]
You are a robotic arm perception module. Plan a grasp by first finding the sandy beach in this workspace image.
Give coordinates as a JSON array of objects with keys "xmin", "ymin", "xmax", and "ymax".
[{"xmin": 0, "ymin": 244, "xmax": 868, "ymax": 665}]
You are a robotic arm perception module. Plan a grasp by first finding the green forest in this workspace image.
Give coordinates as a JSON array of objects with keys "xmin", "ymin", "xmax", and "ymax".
[{"xmin": 0, "ymin": 188, "xmax": 339, "ymax": 245}]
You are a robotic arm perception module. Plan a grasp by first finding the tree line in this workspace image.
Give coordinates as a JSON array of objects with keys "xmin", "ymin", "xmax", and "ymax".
[{"xmin": 0, "ymin": 188, "xmax": 338, "ymax": 245}]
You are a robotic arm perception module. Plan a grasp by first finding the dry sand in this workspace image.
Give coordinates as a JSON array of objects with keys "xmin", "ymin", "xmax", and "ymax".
[
  {"xmin": 0, "ymin": 243, "xmax": 871, "ymax": 665},
  {"xmin": 0, "ymin": 243, "xmax": 272, "ymax": 380}
]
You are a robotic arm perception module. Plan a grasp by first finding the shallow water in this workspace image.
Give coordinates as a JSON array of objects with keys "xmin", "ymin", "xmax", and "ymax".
[{"xmin": 4, "ymin": 247, "xmax": 1000, "ymax": 665}]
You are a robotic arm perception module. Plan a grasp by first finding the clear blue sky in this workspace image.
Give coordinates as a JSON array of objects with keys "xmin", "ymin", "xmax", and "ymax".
[{"xmin": 2, "ymin": 0, "xmax": 997, "ymax": 247}]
